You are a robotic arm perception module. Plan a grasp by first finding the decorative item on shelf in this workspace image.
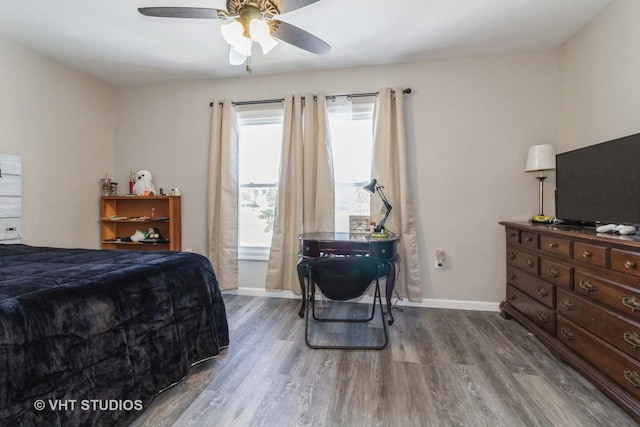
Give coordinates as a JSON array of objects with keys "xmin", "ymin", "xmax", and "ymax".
[
  {"xmin": 129, "ymin": 171, "xmax": 136, "ymax": 195},
  {"xmin": 363, "ymin": 179, "xmax": 392, "ymax": 238},
  {"xmin": 349, "ymin": 215, "xmax": 371, "ymax": 234},
  {"xmin": 132, "ymin": 170, "xmax": 156, "ymax": 196},
  {"xmin": 101, "ymin": 174, "xmax": 112, "ymax": 196},
  {"xmin": 109, "ymin": 182, "xmax": 118, "ymax": 196},
  {"xmin": 525, "ymin": 144, "xmax": 556, "ymax": 224}
]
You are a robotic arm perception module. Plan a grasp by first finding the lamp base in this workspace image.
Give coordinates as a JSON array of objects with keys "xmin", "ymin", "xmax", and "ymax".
[
  {"xmin": 531, "ymin": 215, "xmax": 553, "ymax": 224},
  {"xmin": 370, "ymin": 231, "xmax": 389, "ymax": 238}
]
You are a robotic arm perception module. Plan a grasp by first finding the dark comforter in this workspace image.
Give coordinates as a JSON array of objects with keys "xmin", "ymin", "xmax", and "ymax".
[{"xmin": 0, "ymin": 244, "xmax": 229, "ymax": 426}]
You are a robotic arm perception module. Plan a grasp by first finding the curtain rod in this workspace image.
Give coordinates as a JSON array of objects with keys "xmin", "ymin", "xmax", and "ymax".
[{"xmin": 209, "ymin": 88, "xmax": 411, "ymax": 107}]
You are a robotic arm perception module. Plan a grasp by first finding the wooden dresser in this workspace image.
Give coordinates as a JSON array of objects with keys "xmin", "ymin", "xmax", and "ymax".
[{"xmin": 500, "ymin": 221, "xmax": 640, "ymax": 422}]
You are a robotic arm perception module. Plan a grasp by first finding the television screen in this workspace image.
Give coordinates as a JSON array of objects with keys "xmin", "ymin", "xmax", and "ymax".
[{"xmin": 555, "ymin": 132, "xmax": 640, "ymax": 227}]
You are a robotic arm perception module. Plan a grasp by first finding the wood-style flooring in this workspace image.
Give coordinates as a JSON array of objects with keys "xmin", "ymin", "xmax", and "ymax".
[{"xmin": 129, "ymin": 294, "xmax": 637, "ymax": 427}]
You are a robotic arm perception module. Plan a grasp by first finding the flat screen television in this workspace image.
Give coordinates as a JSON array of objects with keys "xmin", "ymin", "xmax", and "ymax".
[{"xmin": 555, "ymin": 132, "xmax": 640, "ymax": 227}]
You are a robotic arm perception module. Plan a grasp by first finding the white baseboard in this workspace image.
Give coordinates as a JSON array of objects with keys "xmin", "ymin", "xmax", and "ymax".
[{"xmin": 223, "ymin": 287, "xmax": 501, "ymax": 312}]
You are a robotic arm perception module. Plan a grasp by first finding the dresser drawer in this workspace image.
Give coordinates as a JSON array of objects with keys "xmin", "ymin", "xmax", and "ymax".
[
  {"xmin": 505, "ymin": 228, "xmax": 520, "ymax": 245},
  {"xmin": 506, "ymin": 284, "xmax": 555, "ymax": 334},
  {"xmin": 557, "ymin": 316, "xmax": 640, "ymax": 401},
  {"xmin": 506, "ymin": 247, "xmax": 539, "ymax": 275},
  {"xmin": 574, "ymin": 270, "xmax": 640, "ymax": 321},
  {"xmin": 557, "ymin": 288, "xmax": 640, "ymax": 359},
  {"xmin": 612, "ymin": 248, "xmax": 640, "ymax": 278},
  {"xmin": 520, "ymin": 231, "xmax": 539, "ymax": 249},
  {"xmin": 507, "ymin": 266, "xmax": 555, "ymax": 308},
  {"xmin": 540, "ymin": 234, "xmax": 572, "ymax": 258},
  {"xmin": 540, "ymin": 258, "xmax": 572, "ymax": 289},
  {"xmin": 573, "ymin": 241, "xmax": 608, "ymax": 267}
]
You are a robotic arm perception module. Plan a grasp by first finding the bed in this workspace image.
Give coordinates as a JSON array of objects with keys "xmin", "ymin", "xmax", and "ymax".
[{"xmin": 0, "ymin": 244, "xmax": 229, "ymax": 426}]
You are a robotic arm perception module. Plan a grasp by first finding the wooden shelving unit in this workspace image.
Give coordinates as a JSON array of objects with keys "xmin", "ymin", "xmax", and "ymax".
[{"xmin": 100, "ymin": 196, "xmax": 181, "ymax": 251}]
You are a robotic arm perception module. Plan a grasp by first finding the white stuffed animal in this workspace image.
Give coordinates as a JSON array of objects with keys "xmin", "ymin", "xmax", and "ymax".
[{"xmin": 133, "ymin": 170, "xmax": 156, "ymax": 196}]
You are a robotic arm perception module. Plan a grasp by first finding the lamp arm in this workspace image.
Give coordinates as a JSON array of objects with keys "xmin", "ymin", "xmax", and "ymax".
[{"xmin": 375, "ymin": 186, "xmax": 392, "ymax": 231}]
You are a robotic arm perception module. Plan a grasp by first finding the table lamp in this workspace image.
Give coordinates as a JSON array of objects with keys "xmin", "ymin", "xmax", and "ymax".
[
  {"xmin": 363, "ymin": 179, "xmax": 392, "ymax": 238},
  {"xmin": 525, "ymin": 144, "xmax": 556, "ymax": 223}
]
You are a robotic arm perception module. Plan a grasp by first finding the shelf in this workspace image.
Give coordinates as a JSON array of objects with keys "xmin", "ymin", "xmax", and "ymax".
[{"xmin": 100, "ymin": 196, "xmax": 181, "ymax": 251}]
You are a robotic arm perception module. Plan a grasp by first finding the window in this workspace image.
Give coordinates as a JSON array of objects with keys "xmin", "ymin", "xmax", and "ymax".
[
  {"xmin": 237, "ymin": 98, "xmax": 375, "ymax": 259},
  {"xmin": 329, "ymin": 99, "xmax": 375, "ymax": 232},
  {"xmin": 238, "ymin": 107, "xmax": 283, "ymax": 259}
]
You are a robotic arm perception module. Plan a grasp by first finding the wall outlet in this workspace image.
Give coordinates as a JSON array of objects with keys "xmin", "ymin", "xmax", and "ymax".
[
  {"xmin": 435, "ymin": 250, "xmax": 445, "ymax": 269},
  {"xmin": 184, "ymin": 248, "xmax": 193, "ymax": 253}
]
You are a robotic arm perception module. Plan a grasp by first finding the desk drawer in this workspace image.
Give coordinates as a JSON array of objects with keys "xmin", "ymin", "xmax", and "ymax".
[
  {"xmin": 507, "ymin": 247, "xmax": 539, "ymax": 275},
  {"xmin": 507, "ymin": 284, "xmax": 555, "ymax": 334},
  {"xmin": 369, "ymin": 241, "xmax": 395, "ymax": 259},
  {"xmin": 557, "ymin": 316, "xmax": 640, "ymax": 401},
  {"xmin": 574, "ymin": 270, "xmax": 640, "ymax": 321},
  {"xmin": 507, "ymin": 266, "xmax": 554, "ymax": 308},
  {"xmin": 557, "ymin": 288, "xmax": 640, "ymax": 360},
  {"xmin": 506, "ymin": 228, "xmax": 520, "ymax": 245},
  {"xmin": 612, "ymin": 249, "xmax": 640, "ymax": 278},
  {"xmin": 521, "ymin": 231, "xmax": 539, "ymax": 249},
  {"xmin": 573, "ymin": 241, "xmax": 608, "ymax": 267},
  {"xmin": 540, "ymin": 235, "xmax": 572, "ymax": 258},
  {"xmin": 540, "ymin": 258, "xmax": 572, "ymax": 289}
]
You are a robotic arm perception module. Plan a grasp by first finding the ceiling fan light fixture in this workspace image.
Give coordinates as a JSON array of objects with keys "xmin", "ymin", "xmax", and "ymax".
[
  {"xmin": 228, "ymin": 47, "xmax": 248, "ymax": 65},
  {"xmin": 221, "ymin": 20, "xmax": 245, "ymax": 46},
  {"xmin": 231, "ymin": 38, "xmax": 253, "ymax": 56},
  {"xmin": 249, "ymin": 18, "xmax": 278, "ymax": 54}
]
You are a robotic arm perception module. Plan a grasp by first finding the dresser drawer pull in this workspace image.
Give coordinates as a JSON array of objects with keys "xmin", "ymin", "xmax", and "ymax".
[
  {"xmin": 524, "ymin": 258, "xmax": 534, "ymax": 268},
  {"xmin": 625, "ymin": 260, "xmax": 637, "ymax": 269},
  {"xmin": 546, "ymin": 268, "xmax": 560, "ymax": 279},
  {"xmin": 582, "ymin": 251, "xmax": 592, "ymax": 258},
  {"xmin": 548, "ymin": 242, "xmax": 558, "ymax": 248},
  {"xmin": 507, "ymin": 271, "xmax": 516, "ymax": 281},
  {"xmin": 624, "ymin": 370, "xmax": 640, "ymax": 388},
  {"xmin": 578, "ymin": 280, "xmax": 597, "ymax": 293},
  {"xmin": 507, "ymin": 292, "xmax": 516, "ymax": 301},
  {"xmin": 509, "ymin": 232, "xmax": 516, "ymax": 238},
  {"xmin": 538, "ymin": 287, "xmax": 549, "ymax": 298},
  {"xmin": 508, "ymin": 251, "xmax": 516, "ymax": 261},
  {"xmin": 536, "ymin": 312, "xmax": 550, "ymax": 323},
  {"xmin": 525, "ymin": 237, "xmax": 534, "ymax": 242},
  {"xmin": 560, "ymin": 299, "xmax": 575, "ymax": 311},
  {"xmin": 623, "ymin": 331, "xmax": 640, "ymax": 349},
  {"xmin": 622, "ymin": 296, "xmax": 640, "ymax": 312},
  {"xmin": 560, "ymin": 327, "xmax": 575, "ymax": 341}
]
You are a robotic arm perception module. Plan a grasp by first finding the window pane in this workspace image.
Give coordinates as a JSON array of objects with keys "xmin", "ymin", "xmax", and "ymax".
[
  {"xmin": 329, "ymin": 104, "xmax": 374, "ymax": 232},
  {"xmin": 238, "ymin": 113, "xmax": 282, "ymax": 249}
]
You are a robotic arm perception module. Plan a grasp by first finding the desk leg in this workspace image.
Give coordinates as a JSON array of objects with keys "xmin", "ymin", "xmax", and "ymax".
[
  {"xmin": 298, "ymin": 270, "xmax": 306, "ymax": 318},
  {"xmin": 386, "ymin": 261, "xmax": 396, "ymax": 325}
]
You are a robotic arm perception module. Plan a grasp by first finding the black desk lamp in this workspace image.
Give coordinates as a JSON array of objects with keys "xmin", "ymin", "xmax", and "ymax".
[{"xmin": 363, "ymin": 179, "xmax": 392, "ymax": 238}]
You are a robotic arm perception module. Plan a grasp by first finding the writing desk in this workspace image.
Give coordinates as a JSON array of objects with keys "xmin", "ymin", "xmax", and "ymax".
[{"xmin": 297, "ymin": 232, "xmax": 399, "ymax": 325}]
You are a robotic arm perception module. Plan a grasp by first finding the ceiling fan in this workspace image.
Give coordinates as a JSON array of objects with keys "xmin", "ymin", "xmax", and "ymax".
[{"xmin": 138, "ymin": 0, "xmax": 331, "ymax": 72}]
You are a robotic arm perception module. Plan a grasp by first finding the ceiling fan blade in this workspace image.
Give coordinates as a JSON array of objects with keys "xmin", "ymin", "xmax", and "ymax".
[
  {"xmin": 138, "ymin": 7, "xmax": 226, "ymax": 20},
  {"xmin": 273, "ymin": 0, "xmax": 322, "ymax": 15},
  {"xmin": 271, "ymin": 20, "xmax": 330, "ymax": 55}
]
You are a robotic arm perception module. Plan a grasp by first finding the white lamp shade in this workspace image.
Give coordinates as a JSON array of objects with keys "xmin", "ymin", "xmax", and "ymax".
[
  {"xmin": 525, "ymin": 144, "xmax": 556, "ymax": 172},
  {"xmin": 231, "ymin": 38, "xmax": 253, "ymax": 56},
  {"xmin": 221, "ymin": 20, "xmax": 245, "ymax": 46},
  {"xmin": 228, "ymin": 47, "xmax": 247, "ymax": 65}
]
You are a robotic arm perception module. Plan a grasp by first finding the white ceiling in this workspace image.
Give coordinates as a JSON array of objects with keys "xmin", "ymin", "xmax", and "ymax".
[{"xmin": 0, "ymin": 0, "xmax": 614, "ymax": 86}]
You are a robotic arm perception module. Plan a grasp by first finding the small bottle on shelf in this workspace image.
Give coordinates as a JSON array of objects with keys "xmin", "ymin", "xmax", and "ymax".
[{"xmin": 151, "ymin": 208, "xmax": 156, "ymax": 220}]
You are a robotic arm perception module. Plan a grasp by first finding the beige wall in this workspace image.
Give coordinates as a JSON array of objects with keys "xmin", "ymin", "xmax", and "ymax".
[
  {"xmin": 559, "ymin": 0, "xmax": 640, "ymax": 151},
  {"xmin": 0, "ymin": 37, "xmax": 116, "ymax": 248},
  {"xmin": 115, "ymin": 51, "xmax": 560, "ymax": 305},
  {"xmin": 4, "ymin": 0, "xmax": 634, "ymax": 306}
]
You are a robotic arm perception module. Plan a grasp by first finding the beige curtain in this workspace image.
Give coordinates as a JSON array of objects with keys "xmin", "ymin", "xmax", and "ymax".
[
  {"xmin": 207, "ymin": 100, "xmax": 239, "ymax": 291},
  {"xmin": 372, "ymin": 87, "xmax": 423, "ymax": 302},
  {"xmin": 265, "ymin": 93, "xmax": 334, "ymax": 292}
]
